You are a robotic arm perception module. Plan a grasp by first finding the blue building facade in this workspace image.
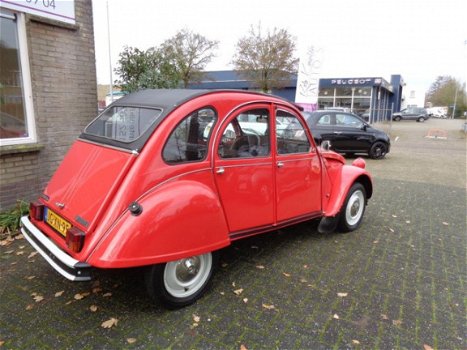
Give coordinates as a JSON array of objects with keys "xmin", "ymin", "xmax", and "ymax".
[{"xmin": 189, "ymin": 71, "xmax": 404, "ymax": 123}]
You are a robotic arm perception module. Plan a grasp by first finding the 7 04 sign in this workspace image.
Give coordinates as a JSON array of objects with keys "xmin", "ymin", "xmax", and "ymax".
[{"xmin": 26, "ymin": 0, "xmax": 56, "ymax": 9}]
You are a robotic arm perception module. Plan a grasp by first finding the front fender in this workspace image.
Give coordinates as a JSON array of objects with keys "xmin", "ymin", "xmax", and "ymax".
[
  {"xmin": 87, "ymin": 178, "xmax": 230, "ymax": 268},
  {"xmin": 323, "ymin": 163, "xmax": 373, "ymax": 217}
]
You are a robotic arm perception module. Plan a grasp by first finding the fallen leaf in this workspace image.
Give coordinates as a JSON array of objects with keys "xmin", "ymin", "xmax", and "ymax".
[
  {"xmin": 65, "ymin": 300, "xmax": 73, "ymax": 305},
  {"xmin": 233, "ymin": 288, "xmax": 244, "ymax": 296},
  {"xmin": 303, "ymin": 264, "xmax": 309, "ymax": 269},
  {"xmin": 103, "ymin": 292, "xmax": 112, "ymax": 297},
  {"xmin": 380, "ymin": 314, "xmax": 389, "ymax": 320},
  {"xmin": 240, "ymin": 345, "xmax": 248, "ymax": 350},
  {"xmin": 373, "ymin": 240, "xmax": 379, "ymax": 244},
  {"xmin": 74, "ymin": 292, "xmax": 90, "ymax": 300},
  {"xmin": 392, "ymin": 215, "xmax": 397, "ymax": 218},
  {"xmin": 220, "ymin": 292, "xmax": 225, "ymax": 295},
  {"xmin": 25, "ymin": 304, "xmax": 33, "ymax": 310},
  {"xmin": 55, "ymin": 291, "xmax": 65, "ymax": 297},
  {"xmin": 256, "ymin": 265, "xmax": 265, "ymax": 269},
  {"xmin": 282, "ymin": 272, "xmax": 291, "ymax": 277},
  {"xmin": 92, "ymin": 287, "xmax": 102, "ymax": 294},
  {"xmin": 262, "ymin": 303, "xmax": 275, "ymax": 310},
  {"xmin": 442, "ymin": 222, "xmax": 449, "ymax": 226},
  {"xmin": 423, "ymin": 345, "xmax": 433, "ymax": 350},
  {"xmin": 352, "ymin": 340, "xmax": 360, "ymax": 345},
  {"xmin": 243, "ymin": 298, "xmax": 248, "ymax": 304},
  {"xmin": 127, "ymin": 338, "xmax": 137, "ymax": 344},
  {"xmin": 90, "ymin": 305, "xmax": 98, "ymax": 312},
  {"xmin": 0, "ymin": 340, "xmax": 4, "ymax": 346},
  {"xmin": 389, "ymin": 228, "xmax": 395, "ymax": 233},
  {"xmin": 15, "ymin": 234, "xmax": 24, "ymax": 240},
  {"xmin": 4, "ymin": 250, "xmax": 14, "ymax": 254},
  {"xmin": 192, "ymin": 314, "xmax": 200, "ymax": 323},
  {"xmin": 405, "ymin": 220, "xmax": 411, "ymax": 224},
  {"xmin": 101, "ymin": 318, "xmax": 118, "ymax": 329},
  {"xmin": 333, "ymin": 314, "xmax": 340, "ymax": 319},
  {"xmin": 221, "ymin": 263, "xmax": 228, "ymax": 268},
  {"xmin": 300, "ymin": 278, "xmax": 307, "ymax": 283},
  {"xmin": 28, "ymin": 252, "xmax": 38, "ymax": 259},
  {"xmin": 392, "ymin": 319, "xmax": 402, "ymax": 326},
  {"xmin": 337, "ymin": 292, "xmax": 348, "ymax": 297},
  {"xmin": 26, "ymin": 276, "xmax": 36, "ymax": 280},
  {"xmin": 232, "ymin": 282, "xmax": 236, "ymax": 287},
  {"xmin": 16, "ymin": 251, "xmax": 24, "ymax": 255},
  {"xmin": 191, "ymin": 323, "xmax": 199, "ymax": 329},
  {"xmin": 33, "ymin": 295, "xmax": 44, "ymax": 303},
  {"xmin": 19, "ymin": 245, "xmax": 25, "ymax": 249}
]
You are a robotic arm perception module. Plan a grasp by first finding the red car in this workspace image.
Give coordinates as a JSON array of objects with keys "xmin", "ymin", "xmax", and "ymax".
[{"xmin": 21, "ymin": 89, "xmax": 372, "ymax": 307}]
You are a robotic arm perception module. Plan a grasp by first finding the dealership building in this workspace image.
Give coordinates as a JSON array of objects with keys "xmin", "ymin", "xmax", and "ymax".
[
  {"xmin": 190, "ymin": 71, "xmax": 404, "ymax": 123},
  {"xmin": 0, "ymin": 0, "xmax": 97, "ymax": 209}
]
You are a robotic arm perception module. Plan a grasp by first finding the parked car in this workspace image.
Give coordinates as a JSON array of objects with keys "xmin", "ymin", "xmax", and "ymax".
[
  {"xmin": 21, "ymin": 89, "xmax": 373, "ymax": 308},
  {"xmin": 304, "ymin": 110, "xmax": 390, "ymax": 159},
  {"xmin": 392, "ymin": 107, "xmax": 429, "ymax": 122}
]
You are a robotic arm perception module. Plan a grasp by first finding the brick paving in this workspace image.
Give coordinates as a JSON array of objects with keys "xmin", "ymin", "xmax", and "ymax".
[{"xmin": 0, "ymin": 119, "xmax": 465, "ymax": 349}]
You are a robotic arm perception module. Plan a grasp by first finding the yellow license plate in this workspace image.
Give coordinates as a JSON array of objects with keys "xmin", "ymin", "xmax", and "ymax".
[{"xmin": 46, "ymin": 209, "xmax": 71, "ymax": 237}]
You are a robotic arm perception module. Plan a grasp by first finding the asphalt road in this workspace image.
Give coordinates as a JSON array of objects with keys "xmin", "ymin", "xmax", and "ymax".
[{"xmin": 0, "ymin": 118, "xmax": 465, "ymax": 349}]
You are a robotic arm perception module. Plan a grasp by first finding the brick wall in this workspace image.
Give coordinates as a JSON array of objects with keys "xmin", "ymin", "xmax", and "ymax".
[{"xmin": 0, "ymin": 0, "xmax": 97, "ymax": 211}]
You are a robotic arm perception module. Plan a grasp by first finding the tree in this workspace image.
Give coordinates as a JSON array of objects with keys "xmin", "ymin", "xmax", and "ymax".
[
  {"xmin": 232, "ymin": 24, "xmax": 299, "ymax": 93},
  {"xmin": 160, "ymin": 29, "xmax": 219, "ymax": 88},
  {"xmin": 426, "ymin": 76, "xmax": 466, "ymax": 118},
  {"xmin": 114, "ymin": 46, "xmax": 180, "ymax": 92}
]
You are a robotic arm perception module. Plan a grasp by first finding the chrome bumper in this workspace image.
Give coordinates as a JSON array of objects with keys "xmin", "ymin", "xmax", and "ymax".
[{"xmin": 20, "ymin": 216, "xmax": 91, "ymax": 281}]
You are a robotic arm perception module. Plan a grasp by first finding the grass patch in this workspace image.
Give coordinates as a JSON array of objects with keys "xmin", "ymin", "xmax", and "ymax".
[{"xmin": 0, "ymin": 200, "xmax": 29, "ymax": 238}]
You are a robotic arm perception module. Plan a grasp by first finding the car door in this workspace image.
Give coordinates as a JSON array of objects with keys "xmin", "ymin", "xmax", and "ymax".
[
  {"xmin": 214, "ymin": 105, "xmax": 274, "ymax": 235},
  {"xmin": 275, "ymin": 108, "xmax": 322, "ymax": 222},
  {"xmin": 332, "ymin": 113, "xmax": 373, "ymax": 153}
]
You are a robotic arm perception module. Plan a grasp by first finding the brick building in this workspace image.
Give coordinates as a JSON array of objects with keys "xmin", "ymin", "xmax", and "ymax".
[{"xmin": 0, "ymin": 0, "xmax": 97, "ymax": 210}]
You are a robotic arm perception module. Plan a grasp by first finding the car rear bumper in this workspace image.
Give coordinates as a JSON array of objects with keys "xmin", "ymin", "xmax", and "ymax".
[{"xmin": 20, "ymin": 216, "xmax": 91, "ymax": 281}]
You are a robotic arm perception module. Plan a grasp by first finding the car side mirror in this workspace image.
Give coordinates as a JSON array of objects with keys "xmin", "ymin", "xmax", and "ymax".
[
  {"xmin": 321, "ymin": 140, "xmax": 331, "ymax": 151},
  {"xmin": 362, "ymin": 123, "xmax": 368, "ymax": 131}
]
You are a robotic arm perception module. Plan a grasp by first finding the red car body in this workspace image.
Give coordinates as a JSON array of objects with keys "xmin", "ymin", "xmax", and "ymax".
[{"xmin": 21, "ymin": 89, "xmax": 372, "ymax": 307}]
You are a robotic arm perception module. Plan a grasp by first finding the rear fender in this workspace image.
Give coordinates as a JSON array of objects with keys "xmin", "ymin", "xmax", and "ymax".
[
  {"xmin": 87, "ymin": 178, "xmax": 230, "ymax": 268},
  {"xmin": 323, "ymin": 165, "xmax": 373, "ymax": 218}
]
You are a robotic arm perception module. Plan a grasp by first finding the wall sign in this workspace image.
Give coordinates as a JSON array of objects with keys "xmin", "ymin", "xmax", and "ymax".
[{"xmin": 0, "ymin": 0, "xmax": 75, "ymax": 24}]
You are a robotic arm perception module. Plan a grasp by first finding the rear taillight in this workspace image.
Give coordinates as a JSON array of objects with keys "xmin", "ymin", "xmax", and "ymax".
[
  {"xmin": 66, "ymin": 227, "xmax": 85, "ymax": 253},
  {"xmin": 29, "ymin": 202, "xmax": 44, "ymax": 221}
]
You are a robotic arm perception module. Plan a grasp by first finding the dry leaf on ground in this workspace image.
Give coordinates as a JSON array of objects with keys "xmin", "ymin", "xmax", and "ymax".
[
  {"xmin": 192, "ymin": 314, "xmax": 200, "ymax": 323},
  {"xmin": 352, "ymin": 340, "xmax": 360, "ymax": 345},
  {"xmin": 127, "ymin": 338, "xmax": 137, "ymax": 344},
  {"xmin": 55, "ymin": 291, "xmax": 64, "ymax": 297},
  {"xmin": 90, "ymin": 305, "xmax": 98, "ymax": 312},
  {"xmin": 33, "ymin": 295, "xmax": 44, "ymax": 303},
  {"xmin": 333, "ymin": 314, "xmax": 339, "ymax": 319},
  {"xmin": 423, "ymin": 345, "xmax": 433, "ymax": 350},
  {"xmin": 282, "ymin": 272, "xmax": 291, "ymax": 277},
  {"xmin": 233, "ymin": 288, "xmax": 244, "ymax": 296},
  {"xmin": 392, "ymin": 319, "xmax": 402, "ymax": 326},
  {"xmin": 256, "ymin": 265, "xmax": 265, "ymax": 269},
  {"xmin": 262, "ymin": 303, "xmax": 275, "ymax": 310},
  {"xmin": 337, "ymin": 292, "xmax": 348, "ymax": 297},
  {"xmin": 240, "ymin": 345, "xmax": 248, "ymax": 350},
  {"xmin": 101, "ymin": 318, "xmax": 118, "ymax": 329}
]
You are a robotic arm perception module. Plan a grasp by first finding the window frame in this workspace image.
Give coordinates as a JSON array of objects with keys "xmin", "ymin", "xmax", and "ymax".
[
  {"xmin": 275, "ymin": 108, "xmax": 311, "ymax": 155},
  {"xmin": 0, "ymin": 10, "xmax": 37, "ymax": 146}
]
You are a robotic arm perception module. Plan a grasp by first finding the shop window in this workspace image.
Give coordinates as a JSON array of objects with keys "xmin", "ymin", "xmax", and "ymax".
[
  {"xmin": 318, "ymin": 88, "xmax": 334, "ymax": 97},
  {"xmin": 0, "ymin": 10, "xmax": 36, "ymax": 145},
  {"xmin": 335, "ymin": 87, "xmax": 352, "ymax": 96},
  {"xmin": 354, "ymin": 87, "xmax": 371, "ymax": 96}
]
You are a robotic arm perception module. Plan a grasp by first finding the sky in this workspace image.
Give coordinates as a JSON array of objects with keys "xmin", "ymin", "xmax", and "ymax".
[{"xmin": 92, "ymin": 0, "xmax": 467, "ymax": 96}]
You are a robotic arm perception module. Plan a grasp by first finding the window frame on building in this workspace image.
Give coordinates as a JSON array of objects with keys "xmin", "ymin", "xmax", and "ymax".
[{"xmin": 0, "ymin": 9, "xmax": 37, "ymax": 146}]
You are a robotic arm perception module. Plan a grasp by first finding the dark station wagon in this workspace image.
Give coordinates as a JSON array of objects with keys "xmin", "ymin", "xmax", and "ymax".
[{"xmin": 21, "ymin": 89, "xmax": 373, "ymax": 307}]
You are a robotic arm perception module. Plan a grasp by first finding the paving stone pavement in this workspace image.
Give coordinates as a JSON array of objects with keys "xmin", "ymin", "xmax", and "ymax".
[{"xmin": 0, "ymin": 119, "xmax": 465, "ymax": 349}]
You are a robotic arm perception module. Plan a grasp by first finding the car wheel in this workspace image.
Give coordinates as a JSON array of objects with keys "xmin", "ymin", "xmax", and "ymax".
[
  {"xmin": 338, "ymin": 183, "xmax": 366, "ymax": 233},
  {"xmin": 145, "ymin": 252, "xmax": 217, "ymax": 308},
  {"xmin": 369, "ymin": 141, "xmax": 387, "ymax": 159},
  {"xmin": 393, "ymin": 116, "xmax": 401, "ymax": 121},
  {"xmin": 417, "ymin": 117, "xmax": 425, "ymax": 122}
]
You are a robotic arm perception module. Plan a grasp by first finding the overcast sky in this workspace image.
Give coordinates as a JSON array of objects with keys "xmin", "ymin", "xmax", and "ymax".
[{"xmin": 92, "ymin": 0, "xmax": 467, "ymax": 95}]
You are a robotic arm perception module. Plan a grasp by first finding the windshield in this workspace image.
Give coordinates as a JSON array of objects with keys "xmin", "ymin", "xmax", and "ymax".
[{"xmin": 84, "ymin": 106, "xmax": 162, "ymax": 143}]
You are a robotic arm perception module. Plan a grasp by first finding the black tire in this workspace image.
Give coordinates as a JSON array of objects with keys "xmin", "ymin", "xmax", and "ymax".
[
  {"xmin": 145, "ymin": 252, "xmax": 218, "ymax": 308},
  {"xmin": 393, "ymin": 116, "xmax": 401, "ymax": 121},
  {"xmin": 337, "ymin": 183, "xmax": 367, "ymax": 232},
  {"xmin": 369, "ymin": 141, "xmax": 388, "ymax": 159}
]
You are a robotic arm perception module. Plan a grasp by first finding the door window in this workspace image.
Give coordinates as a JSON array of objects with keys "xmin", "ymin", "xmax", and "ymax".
[
  {"xmin": 218, "ymin": 108, "xmax": 270, "ymax": 158},
  {"xmin": 276, "ymin": 110, "xmax": 310, "ymax": 155},
  {"xmin": 163, "ymin": 108, "xmax": 216, "ymax": 164},
  {"xmin": 335, "ymin": 113, "xmax": 363, "ymax": 128}
]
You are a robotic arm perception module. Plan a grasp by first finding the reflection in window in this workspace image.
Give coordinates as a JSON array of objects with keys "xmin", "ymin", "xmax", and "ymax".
[
  {"xmin": 276, "ymin": 110, "xmax": 310, "ymax": 154},
  {"xmin": 0, "ymin": 11, "xmax": 28, "ymax": 140},
  {"xmin": 335, "ymin": 114, "xmax": 363, "ymax": 128},
  {"xmin": 317, "ymin": 114, "xmax": 332, "ymax": 125},
  {"xmin": 218, "ymin": 108, "xmax": 270, "ymax": 158},
  {"xmin": 335, "ymin": 87, "xmax": 352, "ymax": 96},
  {"xmin": 163, "ymin": 108, "xmax": 216, "ymax": 163},
  {"xmin": 85, "ymin": 107, "xmax": 162, "ymax": 142}
]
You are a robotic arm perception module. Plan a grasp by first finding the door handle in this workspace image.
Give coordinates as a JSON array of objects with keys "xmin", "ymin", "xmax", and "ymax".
[
  {"xmin": 333, "ymin": 131, "xmax": 342, "ymax": 134},
  {"xmin": 216, "ymin": 167, "xmax": 225, "ymax": 174},
  {"xmin": 277, "ymin": 161, "xmax": 284, "ymax": 168}
]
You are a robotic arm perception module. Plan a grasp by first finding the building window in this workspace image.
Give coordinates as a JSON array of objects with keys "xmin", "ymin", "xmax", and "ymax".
[{"xmin": 0, "ymin": 9, "xmax": 36, "ymax": 146}]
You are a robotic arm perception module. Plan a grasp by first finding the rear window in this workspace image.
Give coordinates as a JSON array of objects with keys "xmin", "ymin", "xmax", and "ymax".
[{"xmin": 84, "ymin": 107, "xmax": 162, "ymax": 143}]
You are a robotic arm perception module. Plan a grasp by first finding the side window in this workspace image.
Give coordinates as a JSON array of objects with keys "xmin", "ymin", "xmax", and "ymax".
[
  {"xmin": 336, "ymin": 113, "xmax": 363, "ymax": 128},
  {"xmin": 276, "ymin": 110, "xmax": 310, "ymax": 155},
  {"xmin": 317, "ymin": 114, "xmax": 332, "ymax": 125},
  {"xmin": 163, "ymin": 108, "xmax": 216, "ymax": 164},
  {"xmin": 218, "ymin": 108, "xmax": 270, "ymax": 158}
]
